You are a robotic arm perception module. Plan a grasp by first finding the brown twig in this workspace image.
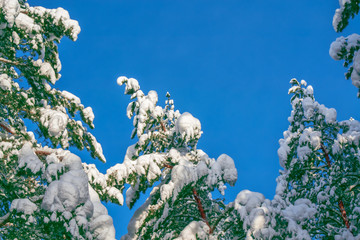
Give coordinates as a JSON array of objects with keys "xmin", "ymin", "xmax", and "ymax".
[
  {"xmin": 192, "ymin": 188, "xmax": 212, "ymax": 233},
  {"xmin": 321, "ymin": 144, "xmax": 350, "ymax": 229}
]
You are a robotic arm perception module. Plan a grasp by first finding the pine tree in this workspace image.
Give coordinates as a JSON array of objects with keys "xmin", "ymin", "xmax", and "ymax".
[
  {"xmin": 85, "ymin": 77, "xmax": 242, "ymax": 239},
  {"xmin": 0, "ymin": 0, "xmax": 115, "ymax": 239},
  {"xmin": 273, "ymin": 79, "xmax": 360, "ymax": 239}
]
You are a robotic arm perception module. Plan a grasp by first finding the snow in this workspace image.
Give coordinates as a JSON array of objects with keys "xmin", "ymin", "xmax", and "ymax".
[
  {"xmin": 0, "ymin": 74, "xmax": 12, "ymax": 92},
  {"xmin": 83, "ymin": 106, "xmax": 95, "ymax": 123},
  {"xmin": 217, "ymin": 154, "xmax": 237, "ymax": 186},
  {"xmin": 175, "ymin": 112, "xmax": 202, "ymax": 142},
  {"xmin": 0, "ymin": 0, "xmax": 20, "ymax": 27},
  {"xmin": 39, "ymin": 61, "xmax": 57, "ymax": 84},
  {"xmin": 15, "ymin": 13, "xmax": 41, "ymax": 33},
  {"xmin": 40, "ymin": 108, "xmax": 68, "ymax": 138},
  {"xmin": 89, "ymin": 185, "xmax": 116, "ymax": 240},
  {"xmin": 282, "ymin": 199, "xmax": 316, "ymax": 222},
  {"xmin": 18, "ymin": 142, "xmax": 44, "ymax": 174},
  {"xmin": 62, "ymin": 90, "xmax": 81, "ymax": 105},
  {"xmin": 29, "ymin": 7, "xmax": 81, "ymax": 40},
  {"xmin": 117, "ymin": 76, "xmax": 140, "ymax": 94},
  {"xmin": 39, "ymin": 150, "xmax": 115, "ymax": 239},
  {"xmin": 11, "ymin": 198, "xmax": 37, "ymax": 215},
  {"xmin": 174, "ymin": 221, "xmax": 210, "ymax": 240}
]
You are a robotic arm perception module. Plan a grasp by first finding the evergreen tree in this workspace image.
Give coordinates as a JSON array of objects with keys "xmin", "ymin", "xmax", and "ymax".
[
  {"xmin": 273, "ymin": 79, "xmax": 360, "ymax": 239},
  {"xmin": 85, "ymin": 77, "xmax": 240, "ymax": 239},
  {"xmin": 0, "ymin": 0, "xmax": 115, "ymax": 239}
]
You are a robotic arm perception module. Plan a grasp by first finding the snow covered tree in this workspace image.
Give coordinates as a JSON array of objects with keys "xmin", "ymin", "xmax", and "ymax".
[
  {"xmin": 84, "ymin": 77, "xmax": 243, "ymax": 239},
  {"xmin": 330, "ymin": 0, "xmax": 360, "ymax": 97},
  {"xmin": 274, "ymin": 79, "xmax": 360, "ymax": 239},
  {"xmin": 0, "ymin": 0, "xmax": 115, "ymax": 239}
]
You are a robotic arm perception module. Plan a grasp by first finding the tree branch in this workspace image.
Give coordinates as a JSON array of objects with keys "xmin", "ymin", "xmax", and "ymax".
[
  {"xmin": 320, "ymin": 144, "xmax": 331, "ymax": 168},
  {"xmin": 192, "ymin": 188, "xmax": 212, "ymax": 233},
  {"xmin": 0, "ymin": 122, "xmax": 15, "ymax": 135},
  {"xmin": 0, "ymin": 57, "xmax": 23, "ymax": 66},
  {"xmin": 321, "ymin": 143, "xmax": 351, "ymax": 229},
  {"xmin": 210, "ymin": 206, "xmax": 234, "ymax": 233}
]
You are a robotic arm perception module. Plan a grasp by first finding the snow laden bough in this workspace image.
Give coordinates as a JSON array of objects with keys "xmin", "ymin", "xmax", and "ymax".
[
  {"xmin": 84, "ymin": 77, "xmax": 240, "ymax": 239},
  {"xmin": 330, "ymin": 0, "xmax": 360, "ymax": 97},
  {"xmin": 1, "ymin": 142, "xmax": 115, "ymax": 239}
]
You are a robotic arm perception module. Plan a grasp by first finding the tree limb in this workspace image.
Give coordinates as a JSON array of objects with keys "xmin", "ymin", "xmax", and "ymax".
[
  {"xmin": 192, "ymin": 188, "xmax": 212, "ymax": 233},
  {"xmin": 321, "ymin": 143, "xmax": 351, "ymax": 229},
  {"xmin": 0, "ymin": 57, "xmax": 23, "ymax": 66},
  {"xmin": 0, "ymin": 122, "xmax": 15, "ymax": 135}
]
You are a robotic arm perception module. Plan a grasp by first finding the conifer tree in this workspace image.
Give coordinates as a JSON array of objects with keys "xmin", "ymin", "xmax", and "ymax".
[
  {"xmin": 0, "ymin": 0, "xmax": 115, "ymax": 239},
  {"xmin": 273, "ymin": 79, "xmax": 360, "ymax": 239},
  {"xmin": 85, "ymin": 77, "xmax": 241, "ymax": 239}
]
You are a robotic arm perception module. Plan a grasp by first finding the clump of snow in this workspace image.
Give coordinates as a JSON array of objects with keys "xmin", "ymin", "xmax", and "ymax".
[
  {"xmin": 89, "ymin": 185, "xmax": 116, "ymax": 240},
  {"xmin": 117, "ymin": 76, "xmax": 140, "ymax": 94},
  {"xmin": 11, "ymin": 198, "xmax": 37, "ymax": 215},
  {"xmin": 62, "ymin": 90, "xmax": 81, "ymax": 104},
  {"xmin": 38, "ymin": 61, "xmax": 57, "ymax": 84},
  {"xmin": 15, "ymin": 12, "xmax": 41, "ymax": 33},
  {"xmin": 174, "ymin": 221, "xmax": 209, "ymax": 240},
  {"xmin": 83, "ymin": 107, "xmax": 95, "ymax": 123},
  {"xmin": 18, "ymin": 142, "xmax": 44, "ymax": 174},
  {"xmin": 39, "ymin": 151, "xmax": 115, "ymax": 239},
  {"xmin": 40, "ymin": 109, "xmax": 68, "ymax": 137},
  {"xmin": 282, "ymin": 199, "xmax": 316, "ymax": 222},
  {"xmin": 0, "ymin": 0, "xmax": 20, "ymax": 27},
  {"xmin": 175, "ymin": 112, "xmax": 202, "ymax": 142},
  {"xmin": 233, "ymin": 190, "xmax": 274, "ymax": 240},
  {"xmin": 0, "ymin": 74, "xmax": 12, "ymax": 92}
]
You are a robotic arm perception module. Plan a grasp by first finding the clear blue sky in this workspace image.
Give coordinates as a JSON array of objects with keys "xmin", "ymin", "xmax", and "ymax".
[{"xmin": 29, "ymin": 0, "xmax": 360, "ymax": 238}]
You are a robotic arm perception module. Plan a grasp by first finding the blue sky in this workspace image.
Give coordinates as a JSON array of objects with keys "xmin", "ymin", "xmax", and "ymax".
[{"xmin": 29, "ymin": 0, "xmax": 360, "ymax": 238}]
